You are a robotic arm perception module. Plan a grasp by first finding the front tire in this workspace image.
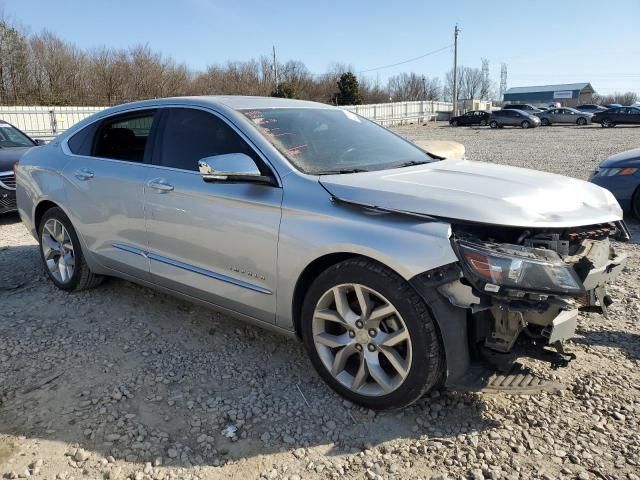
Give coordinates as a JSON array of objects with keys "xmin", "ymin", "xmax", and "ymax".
[
  {"xmin": 38, "ymin": 207, "xmax": 103, "ymax": 292},
  {"xmin": 521, "ymin": 120, "xmax": 531, "ymax": 129},
  {"xmin": 301, "ymin": 258, "xmax": 443, "ymax": 410},
  {"xmin": 451, "ymin": 120, "xmax": 458, "ymax": 127},
  {"xmin": 489, "ymin": 120, "xmax": 498, "ymax": 129},
  {"xmin": 541, "ymin": 118, "xmax": 550, "ymax": 126},
  {"xmin": 577, "ymin": 117, "xmax": 587, "ymax": 126},
  {"xmin": 480, "ymin": 119, "xmax": 487, "ymax": 126},
  {"xmin": 633, "ymin": 187, "xmax": 640, "ymax": 220}
]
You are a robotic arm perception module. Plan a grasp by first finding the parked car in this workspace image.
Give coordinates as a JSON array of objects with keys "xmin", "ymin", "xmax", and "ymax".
[
  {"xmin": 576, "ymin": 104, "xmax": 607, "ymax": 114},
  {"xmin": 16, "ymin": 96, "xmax": 629, "ymax": 409},
  {"xmin": 537, "ymin": 107, "xmax": 592, "ymax": 126},
  {"xmin": 449, "ymin": 110, "xmax": 491, "ymax": 127},
  {"xmin": 503, "ymin": 104, "xmax": 544, "ymax": 114},
  {"xmin": 0, "ymin": 120, "xmax": 42, "ymax": 215},
  {"xmin": 592, "ymin": 106, "xmax": 640, "ymax": 127},
  {"xmin": 489, "ymin": 109, "xmax": 541, "ymax": 129},
  {"xmin": 590, "ymin": 148, "xmax": 640, "ymax": 218}
]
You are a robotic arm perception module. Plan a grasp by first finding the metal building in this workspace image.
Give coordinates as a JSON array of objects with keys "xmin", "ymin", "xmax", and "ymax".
[{"xmin": 503, "ymin": 83, "xmax": 595, "ymax": 107}]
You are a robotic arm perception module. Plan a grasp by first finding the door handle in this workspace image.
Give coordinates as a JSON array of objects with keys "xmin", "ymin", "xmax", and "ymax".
[
  {"xmin": 74, "ymin": 168, "xmax": 94, "ymax": 181},
  {"xmin": 147, "ymin": 178, "xmax": 174, "ymax": 193}
]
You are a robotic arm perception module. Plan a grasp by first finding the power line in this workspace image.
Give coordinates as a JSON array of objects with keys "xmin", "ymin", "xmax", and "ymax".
[{"xmin": 354, "ymin": 44, "xmax": 453, "ymax": 74}]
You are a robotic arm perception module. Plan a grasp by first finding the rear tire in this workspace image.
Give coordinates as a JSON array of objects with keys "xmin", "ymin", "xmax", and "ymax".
[
  {"xmin": 480, "ymin": 119, "xmax": 487, "ymax": 126},
  {"xmin": 38, "ymin": 207, "xmax": 103, "ymax": 292},
  {"xmin": 489, "ymin": 120, "xmax": 498, "ymax": 129},
  {"xmin": 521, "ymin": 120, "xmax": 531, "ymax": 129},
  {"xmin": 451, "ymin": 120, "xmax": 458, "ymax": 127},
  {"xmin": 301, "ymin": 258, "xmax": 443, "ymax": 410}
]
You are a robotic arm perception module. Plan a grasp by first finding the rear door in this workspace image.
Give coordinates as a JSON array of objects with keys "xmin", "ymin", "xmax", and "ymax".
[
  {"xmin": 62, "ymin": 109, "xmax": 158, "ymax": 279},
  {"xmin": 623, "ymin": 107, "xmax": 640, "ymax": 124},
  {"xmin": 143, "ymin": 107, "xmax": 282, "ymax": 323}
]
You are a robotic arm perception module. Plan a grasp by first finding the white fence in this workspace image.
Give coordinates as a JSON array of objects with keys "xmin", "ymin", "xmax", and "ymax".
[
  {"xmin": 342, "ymin": 101, "xmax": 453, "ymax": 126},
  {"xmin": 0, "ymin": 100, "xmax": 455, "ymax": 140},
  {"xmin": 0, "ymin": 106, "xmax": 106, "ymax": 140}
]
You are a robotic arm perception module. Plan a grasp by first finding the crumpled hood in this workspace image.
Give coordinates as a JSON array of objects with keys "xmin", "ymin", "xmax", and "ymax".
[
  {"xmin": 320, "ymin": 159, "xmax": 623, "ymax": 228},
  {"xmin": 0, "ymin": 147, "xmax": 33, "ymax": 171}
]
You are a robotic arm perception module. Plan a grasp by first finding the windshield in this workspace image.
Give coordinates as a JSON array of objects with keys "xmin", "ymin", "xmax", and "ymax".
[
  {"xmin": 241, "ymin": 108, "xmax": 434, "ymax": 174},
  {"xmin": 0, "ymin": 123, "xmax": 35, "ymax": 148}
]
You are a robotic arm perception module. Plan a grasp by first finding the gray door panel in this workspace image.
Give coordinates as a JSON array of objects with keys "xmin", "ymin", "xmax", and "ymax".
[
  {"xmin": 144, "ymin": 167, "xmax": 282, "ymax": 323},
  {"xmin": 62, "ymin": 156, "xmax": 151, "ymax": 279}
]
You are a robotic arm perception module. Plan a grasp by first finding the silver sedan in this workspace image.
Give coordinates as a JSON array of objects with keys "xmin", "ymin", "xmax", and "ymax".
[
  {"xmin": 15, "ymin": 96, "xmax": 628, "ymax": 409},
  {"xmin": 537, "ymin": 107, "xmax": 593, "ymax": 126}
]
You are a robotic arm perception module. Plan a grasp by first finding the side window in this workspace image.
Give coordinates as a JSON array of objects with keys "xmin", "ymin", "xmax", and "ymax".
[
  {"xmin": 67, "ymin": 122, "xmax": 99, "ymax": 156},
  {"xmin": 158, "ymin": 108, "xmax": 259, "ymax": 172},
  {"xmin": 93, "ymin": 111, "xmax": 156, "ymax": 162}
]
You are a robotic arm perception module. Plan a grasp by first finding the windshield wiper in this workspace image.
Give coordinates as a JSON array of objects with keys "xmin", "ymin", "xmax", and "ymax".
[
  {"xmin": 315, "ymin": 168, "xmax": 369, "ymax": 175},
  {"xmin": 393, "ymin": 160, "xmax": 431, "ymax": 168}
]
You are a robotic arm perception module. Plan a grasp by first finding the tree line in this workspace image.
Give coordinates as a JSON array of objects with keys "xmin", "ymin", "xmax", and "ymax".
[{"xmin": 0, "ymin": 18, "xmax": 636, "ymax": 107}]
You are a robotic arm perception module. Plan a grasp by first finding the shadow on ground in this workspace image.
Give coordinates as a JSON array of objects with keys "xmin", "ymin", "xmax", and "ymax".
[{"xmin": 0, "ymin": 242, "xmax": 496, "ymax": 468}]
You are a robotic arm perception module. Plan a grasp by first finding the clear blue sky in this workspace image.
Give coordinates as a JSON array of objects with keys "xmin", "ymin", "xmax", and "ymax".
[{"xmin": 3, "ymin": 0, "xmax": 639, "ymax": 94}]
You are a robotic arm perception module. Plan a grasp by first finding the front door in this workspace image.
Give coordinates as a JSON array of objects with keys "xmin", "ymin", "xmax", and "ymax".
[
  {"xmin": 143, "ymin": 107, "xmax": 282, "ymax": 323},
  {"xmin": 62, "ymin": 109, "xmax": 158, "ymax": 280}
]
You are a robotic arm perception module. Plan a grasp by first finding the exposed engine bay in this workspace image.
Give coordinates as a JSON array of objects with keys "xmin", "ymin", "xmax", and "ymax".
[{"xmin": 441, "ymin": 221, "xmax": 629, "ymax": 368}]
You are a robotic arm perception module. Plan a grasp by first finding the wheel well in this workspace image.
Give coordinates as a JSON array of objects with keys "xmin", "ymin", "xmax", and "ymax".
[
  {"xmin": 34, "ymin": 200, "xmax": 59, "ymax": 232},
  {"xmin": 291, "ymin": 253, "xmax": 357, "ymax": 339}
]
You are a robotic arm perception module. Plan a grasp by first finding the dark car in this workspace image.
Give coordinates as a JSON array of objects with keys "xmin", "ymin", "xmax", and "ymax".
[
  {"xmin": 489, "ymin": 109, "xmax": 541, "ymax": 129},
  {"xmin": 503, "ymin": 104, "xmax": 544, "ymax": 114},
  {"xmin": 590, "ymin": 148, "xmax": 640, "ymax": 218},
  {"xmin": 0, "ymin": 120, "xmax": 40, "ymax": 214},
  {"xmin": 592, "ymin": 106, "xmax": 640, "ymax": 127},
  {"xmin": 576, "ymin": 104, "xmax": 607, "ymax": 114},
  {"xmin": 449, "ymin": 110, "xmax": 491, "ymax": 127}
]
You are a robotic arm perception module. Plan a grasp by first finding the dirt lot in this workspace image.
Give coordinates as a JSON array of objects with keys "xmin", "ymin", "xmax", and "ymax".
[{"xmin": 1, "ymin": 123, "xmax": 639, "ymax": 480}]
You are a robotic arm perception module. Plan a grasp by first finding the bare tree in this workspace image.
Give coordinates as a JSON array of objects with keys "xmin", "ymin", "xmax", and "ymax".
[{"xmin": 593, "ymin": 91, "xmax": 639, "ymax": 106}]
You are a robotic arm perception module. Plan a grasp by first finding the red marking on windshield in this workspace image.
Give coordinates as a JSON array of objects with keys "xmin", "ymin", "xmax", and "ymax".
[{"xmin": 288, "ymin": 144, "xmax": 308, "ymax": 156}]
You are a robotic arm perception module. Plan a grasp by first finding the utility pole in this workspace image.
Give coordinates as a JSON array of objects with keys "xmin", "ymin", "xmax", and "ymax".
[
  {"xmin": 452, "ymin": 24, "xmax": 460, "ymax": 116},
  {"xmin": 422, "ymin": 75, "xmax": 427, "ymax": 101},
  {"xmin": 272, "ymin": 46, "xmax": 279, "ymax": 90},
  {"xmin": 499, "ymin": 63, "xmax": 508, "ymax": 102}
]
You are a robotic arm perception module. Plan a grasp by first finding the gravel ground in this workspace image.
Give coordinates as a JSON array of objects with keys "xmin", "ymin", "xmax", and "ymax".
[{"xmin": 1, "ymin": 123, "xmax": 639, "ymax": 480}]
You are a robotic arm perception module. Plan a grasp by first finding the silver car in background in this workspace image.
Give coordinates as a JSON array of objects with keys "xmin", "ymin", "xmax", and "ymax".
[
  {"xmin": 537, "ymin": 107, "xmax": 593, "ymax": 126},
  {"xmin": 16, "ymin": 96, "xmax": 628, "ymax": 409},
  {"xmin": 489, "ymin": 109, "xmax": 542, "ymax": 129}
]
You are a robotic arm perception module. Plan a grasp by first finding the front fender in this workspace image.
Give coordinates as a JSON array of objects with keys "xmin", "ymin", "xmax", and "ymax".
[{"xmin": 275, "ymin": 175, "xmax": 458, "ymax": 329}]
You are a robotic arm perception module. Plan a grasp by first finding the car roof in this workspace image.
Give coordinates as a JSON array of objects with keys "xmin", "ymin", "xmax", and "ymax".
[{"xmin": 101, "ymin": 96, "xmax": 339, "ymax": 113}]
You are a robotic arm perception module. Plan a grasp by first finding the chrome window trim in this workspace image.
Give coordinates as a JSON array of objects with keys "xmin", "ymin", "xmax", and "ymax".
[
  {"xmin": 112, "ymin": 243, "xmax": 272, "ymax": 295},
  {"xmin": 61, "ymin": 103, "xmax": 282, "ymax": 188}
]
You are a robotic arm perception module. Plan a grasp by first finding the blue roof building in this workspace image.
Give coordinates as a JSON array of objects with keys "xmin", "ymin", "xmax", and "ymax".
[{"xmin": 503, "ymin": 83, "xmax": 595, "ymax": 106}]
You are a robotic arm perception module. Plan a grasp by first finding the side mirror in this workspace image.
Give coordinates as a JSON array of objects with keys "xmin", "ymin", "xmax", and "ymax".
[
  {"xmin": 34, "ymin": 139, "xmax": 47, "ymax": 146},
  {"xmin": 198, "ymin": 153, "xmax": 276, "ymax": 186}
]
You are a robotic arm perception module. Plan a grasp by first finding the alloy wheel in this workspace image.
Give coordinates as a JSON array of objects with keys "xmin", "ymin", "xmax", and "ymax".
[
  {"xmin": 312, "ymin": 283, "xmax": 412, "ymax": 396},
  {"xmin": 41, "ymin": 218, "xmax": 75, "ymax": 283}
]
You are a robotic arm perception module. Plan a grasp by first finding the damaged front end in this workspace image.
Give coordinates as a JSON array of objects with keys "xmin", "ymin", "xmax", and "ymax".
[{"xmin": 415, "ymin": 221, "xmax": 629, "ymax": 388}]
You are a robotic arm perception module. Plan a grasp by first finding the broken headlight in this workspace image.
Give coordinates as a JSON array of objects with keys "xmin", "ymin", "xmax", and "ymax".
[{"xmin": 455, "ymin": 240, "xmax": 585, "ymax": 296}]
